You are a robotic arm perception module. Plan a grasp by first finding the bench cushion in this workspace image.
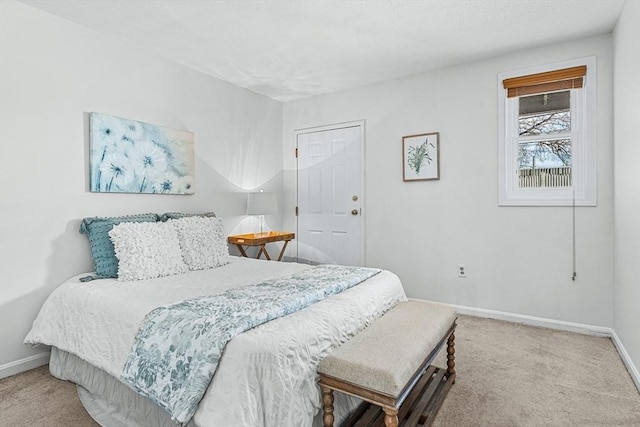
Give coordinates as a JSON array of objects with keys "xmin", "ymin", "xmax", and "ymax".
[{"xmin": 318, "ymin": 300, "xmax": 456, "ymax": 398}]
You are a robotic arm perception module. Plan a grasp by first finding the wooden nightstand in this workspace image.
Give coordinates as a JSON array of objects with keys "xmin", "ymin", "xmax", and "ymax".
[{"xmin": 227, "ymin": 232, "xmax": 295, "ymax": 261}]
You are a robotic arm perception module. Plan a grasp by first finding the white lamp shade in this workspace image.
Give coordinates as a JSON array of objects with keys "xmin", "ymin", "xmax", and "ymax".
[{"xmin": 247, "ymin": 191, "xmax": 277, "ymax": 216}]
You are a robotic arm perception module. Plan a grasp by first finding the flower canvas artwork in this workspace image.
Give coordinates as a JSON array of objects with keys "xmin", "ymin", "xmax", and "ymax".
[{"xmin": 90, "ymin": 113, "xmax": 195, "ymax": 194}]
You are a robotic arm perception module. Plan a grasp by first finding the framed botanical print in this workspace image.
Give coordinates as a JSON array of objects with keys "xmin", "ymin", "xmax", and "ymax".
[{"xmin": 403, "ymin": 132, "xmax": 440, "ymax": 181}]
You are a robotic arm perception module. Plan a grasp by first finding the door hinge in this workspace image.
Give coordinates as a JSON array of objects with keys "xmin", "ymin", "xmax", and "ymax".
[
  {"xmin": 295, "ymin": 206, "xmax": 298, "ymax": 216},
  {"xmin": 295, "ymin": 148, "xmax": 298, "ymax": 158}
]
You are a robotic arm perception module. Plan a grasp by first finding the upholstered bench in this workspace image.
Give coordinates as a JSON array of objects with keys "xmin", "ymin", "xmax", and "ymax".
[{"xmin": 317, "ymin": 300, "xmax": 457, "ymax": 427}]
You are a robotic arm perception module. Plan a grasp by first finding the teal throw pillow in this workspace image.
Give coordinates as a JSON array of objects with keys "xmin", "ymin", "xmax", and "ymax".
[
  {"xmin": 159, "ymin": 211, "xmax": 216, "ymax": 221},
  {"xmin": 79, "ymin": 213, "xmax": 160, "ymax": 278}
]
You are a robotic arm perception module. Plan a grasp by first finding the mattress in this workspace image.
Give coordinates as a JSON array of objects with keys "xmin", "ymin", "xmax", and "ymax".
[{"xmin": 26, "ymin": 256, "xmax": 407, "ymax": 426}]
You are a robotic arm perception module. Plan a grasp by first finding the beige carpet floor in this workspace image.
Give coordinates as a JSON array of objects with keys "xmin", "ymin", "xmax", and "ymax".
[{"xmin": 1, "ymin": 315, "xmax": 639, "ymax": 426}]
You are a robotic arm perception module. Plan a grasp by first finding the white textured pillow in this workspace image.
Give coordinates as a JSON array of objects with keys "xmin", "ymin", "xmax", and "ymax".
[
  {"xmin": 171, "ymin": 216, "xmax": 230, "ymax": 270},
  {"xmin": 109, "ymin": 221, "xmax": 188, "ymax": 281}
]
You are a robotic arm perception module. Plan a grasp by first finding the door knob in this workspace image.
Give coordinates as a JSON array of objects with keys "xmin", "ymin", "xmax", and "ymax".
[{"xmin": 351, "ymin": 209, "xmax": 359, "ymax": 216}]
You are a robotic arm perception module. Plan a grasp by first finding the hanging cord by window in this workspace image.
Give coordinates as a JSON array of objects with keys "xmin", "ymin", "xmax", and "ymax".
[{"xmin": 572, "ymin": 189, "xmax": 577, "ymax": 281}]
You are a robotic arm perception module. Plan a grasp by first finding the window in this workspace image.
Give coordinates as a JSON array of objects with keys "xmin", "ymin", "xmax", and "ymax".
[{"xmin": 498, "ymin": 58, "xmax": 596, "ymax": 206}]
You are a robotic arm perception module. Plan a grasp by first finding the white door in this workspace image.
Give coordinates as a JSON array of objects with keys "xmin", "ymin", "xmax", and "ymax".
[{"xmin": 296, "ymin": 123, "xmax": 363, "ymax": 266}]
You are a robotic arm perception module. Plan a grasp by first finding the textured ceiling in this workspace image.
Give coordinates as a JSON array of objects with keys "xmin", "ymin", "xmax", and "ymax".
[{"xmin": 20, "ymin": 0, "xmax": 624, "ymax": 102}]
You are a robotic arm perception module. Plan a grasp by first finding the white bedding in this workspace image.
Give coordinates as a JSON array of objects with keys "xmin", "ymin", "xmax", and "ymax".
[{"xmin": 25, "ymin": 256, "xmax": 407, "ymax": 426}]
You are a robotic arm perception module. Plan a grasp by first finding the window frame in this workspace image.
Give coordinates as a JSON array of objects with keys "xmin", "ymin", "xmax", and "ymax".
[{"xmin": 498, "ymin": 57, "xmax": 597, "ymax": 206}]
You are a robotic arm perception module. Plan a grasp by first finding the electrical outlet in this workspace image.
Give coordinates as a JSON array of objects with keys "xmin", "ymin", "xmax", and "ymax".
[{"xmin": 458, "ymin": 264, "xmax": 466, "ymax": 278}]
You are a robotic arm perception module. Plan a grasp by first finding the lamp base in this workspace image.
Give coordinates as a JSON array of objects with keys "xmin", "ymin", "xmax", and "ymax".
[{"xmin": 255, "ymin": 214, "xmax": 270, "ymax": 237}]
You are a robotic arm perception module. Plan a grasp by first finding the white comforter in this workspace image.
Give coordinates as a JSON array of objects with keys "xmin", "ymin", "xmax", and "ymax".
[{"xmin": 25, "ymin": 257, "xmax": 406, "ymax": 427}]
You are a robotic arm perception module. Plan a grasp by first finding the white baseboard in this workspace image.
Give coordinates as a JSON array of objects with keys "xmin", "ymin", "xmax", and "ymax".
[
  {"xmin": 451, "ymin": 303, "xmax": 612, "ymax": 336},
  {"xmin": 0, "ymin": 352, "xmax": 50, "ymax": 380},
  {"xmin": 610, "ymin": 329, "xmax": 640, "ymax": 392}
]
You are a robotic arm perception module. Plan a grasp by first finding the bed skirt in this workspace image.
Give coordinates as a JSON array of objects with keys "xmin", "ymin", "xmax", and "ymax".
[
  {"xmin": 49, "ymin": 347, "xmax": 361, "ymax": 427},
  {"xmin": 50, "ymin": 347, "xmax": 188, "ymax": 427}
]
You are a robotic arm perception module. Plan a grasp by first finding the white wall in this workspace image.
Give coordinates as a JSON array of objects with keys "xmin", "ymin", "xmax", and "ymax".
[
  {"xmin": 283, "ymin": 35, "xmax": 614, "ymax": 327},
  {"xmin": 0, "ymin": 1, "xmax": 283, "ymax": 374},
  {"xmin": 613, "ymin": 0, "xmax": 640, "ymax": 383}
]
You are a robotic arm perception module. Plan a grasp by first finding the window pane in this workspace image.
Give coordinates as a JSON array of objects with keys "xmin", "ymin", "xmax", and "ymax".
[
  {"xmin": 518, "ymin": 138, "xmax": 571, "ymax": 188},
  {"xmin": 519, "ymin": 91, "xmax": 570, "ymax": 136}
]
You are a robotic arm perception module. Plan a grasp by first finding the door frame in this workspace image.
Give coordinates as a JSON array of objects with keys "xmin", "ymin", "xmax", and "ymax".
[{"xmin": 295, "ymin": 120, "xmax": 366, "ymax": 266}]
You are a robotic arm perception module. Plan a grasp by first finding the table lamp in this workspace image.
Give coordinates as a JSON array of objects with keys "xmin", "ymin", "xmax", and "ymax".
[{"xmin": 247, "ymin": 190, "xmax": 277, "ymax": 236}]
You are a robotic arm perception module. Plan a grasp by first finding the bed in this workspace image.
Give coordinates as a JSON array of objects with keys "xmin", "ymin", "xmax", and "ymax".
[{"xmin": 25, "ymin": 247, "xmax": 406, "ymax": 426}]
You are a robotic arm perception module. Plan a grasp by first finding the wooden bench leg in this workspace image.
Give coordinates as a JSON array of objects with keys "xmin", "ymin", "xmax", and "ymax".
[
  {"xmin": 447, "ymin": 331, "xmax": 456, "ymax": 384},
  {"xmin": 321, "ymin": 386, "xmax": 334, "ymax": 427},
  {"xmin": 383, "ymin": 407, "xmax": 399, "ymax": 427}
]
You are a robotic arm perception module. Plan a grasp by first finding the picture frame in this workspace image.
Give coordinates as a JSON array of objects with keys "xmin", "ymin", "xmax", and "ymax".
[
  {"xmin": 402, "ymin": 132, "xmax": 440, "ymax": 181},
  {"xmin": 89, "ymin": 112, "xmax": 195, "ymax": 194}
]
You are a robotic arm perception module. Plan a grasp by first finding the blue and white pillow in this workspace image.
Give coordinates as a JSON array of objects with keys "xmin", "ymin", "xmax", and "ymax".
[
  {"xmin": 79, "ymin": 213, "xmax": 160, "ymax": 279},
  {"xmin": 159, "ymin": 211, "xmax": 216, "ymax": 222}
]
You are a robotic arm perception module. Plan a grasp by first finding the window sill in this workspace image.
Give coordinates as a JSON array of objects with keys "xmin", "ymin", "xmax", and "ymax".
[{"xmin": 498, "ymin": 189, "xmax": 596, "ymax": 207}]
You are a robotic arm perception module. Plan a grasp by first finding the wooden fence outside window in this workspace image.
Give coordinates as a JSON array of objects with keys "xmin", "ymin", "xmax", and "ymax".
[{"xmin": 518, "ymin": 167, "xmax": 571, "ymax": 188}]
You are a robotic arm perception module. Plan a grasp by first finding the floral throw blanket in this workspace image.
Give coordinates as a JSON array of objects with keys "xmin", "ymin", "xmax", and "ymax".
[{"xmin": 121, "ymin": 264, "xmax": 381, "ymax": 425}]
